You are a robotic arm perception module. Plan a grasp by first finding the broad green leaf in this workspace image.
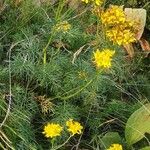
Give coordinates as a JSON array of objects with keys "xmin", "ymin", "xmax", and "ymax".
[
  {"xmin": 101, "ymin": 132, "xmax": 122, "ymax": 149},
  {"xmin": 125, "ymin": 103, "xmax": 150, "ymax": 146},
  {"xmin": 140, "ymin": 146, "xmax": 150, "ymax": 150}
]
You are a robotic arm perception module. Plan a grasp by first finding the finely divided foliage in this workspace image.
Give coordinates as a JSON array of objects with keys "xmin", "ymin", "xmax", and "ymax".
[{"xmin": 0, "ymin": 0, "xmax": 150, "ymax": 149}]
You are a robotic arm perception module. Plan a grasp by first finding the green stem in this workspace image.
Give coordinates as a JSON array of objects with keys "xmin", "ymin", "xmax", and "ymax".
[
  {"xmin": 55, "ymin": 0, "xmax": 65, "ymax": 21},
  {"xmin": 61, "ymin": 78, "xmax": 94, "ymax": 100},
  {"xmin": 43, "ymin": 36, "xmax": 52, "ymax": 64},
  {"xmin": 42, "ymin": 0, "xmax": 66, "ymax": 65},
  {"xmin": 51, "ymin": 138, "xmax": 55, "ymax": 149},
  {"xmin": 96, "ymin": 19, "xmax": 100, "ymax": 37},
  {"xmin": 51, "ymin": 70, "xmax": 102, "ymax": 101},
  {"xmin": 43, "ymin": 29, "xmax": 56, "ymax": 65},
  {"xmin": 51, "ymin": 136, "xmax": 72, "ymax": 150}
]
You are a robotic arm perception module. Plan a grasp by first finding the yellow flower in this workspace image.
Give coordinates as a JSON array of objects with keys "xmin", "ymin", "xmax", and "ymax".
[
  {"xmin": 106, "ymin": 26, "xmax": 136, "ymax": 45},
  {"xmin": 107, "ymin": 144, "xmax": 123, "ymax": 150},
  {"xmin": 100, "ymin": 5, "xmax": 138, "ymax": 46},
  {"xmin": 82, "ymin": 0, "xmax": 89, "ymax": 4},
  {"xmin": 78, "ymin": 71, "xmax": 87, "ymax": 79},
  {"xmin": 43, "ymin": 123, "xmax": 63, "ymax": 138},
  {"xmin": 93, "ymin": 49, "xmax": 115, "ymax": 69},
  {"xmin": 92, "ymin": 0, "xmax": 103, "ymax": 6},
  {"xmin": 55, "ymin": 21, "xmax": 71, "ymax": 33},
  {"xmin": 66, "ymin": 119, "xmax": 83, "ymax": 135},
  {"xmin": 82, "ymin": 0, "xmax": 103, "ymax": 6},
  {"xmin": 101, "ymin": 5, "xmax": 126, "ymax": 26}
]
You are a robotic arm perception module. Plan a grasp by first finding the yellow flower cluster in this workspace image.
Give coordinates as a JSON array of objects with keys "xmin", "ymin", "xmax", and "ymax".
[
  {"xmin": 78, "ymin": 71, "xmax": 87, "ymax": 79},
  {"xmin": 101, "ymin": 5, "xmax": 126, "ymax": 26},
  {"xmin": 106, "ymin": 27, "xmax": 136, "ymax": 45},
  {"xmin": 101, "ymin": 5, "xmax": 136, "ymax": 45},
  {"xmin": 55, "ymin": 21, "xmax": 71, "ymax": 33},
  {"xmin": 43, "ymin": 119, "xmax": 83, "ymax": 138},
  {"xmin": 93, "ymin": 49, "xmax": 115, "ymax": 69},
  {"xmin": 66, "ymin": 119, "xmax": 83, "ymax": 135},
  {"xmin": 43, "ymin": 123, "xmax": 63, "ymax": 138},
  {"xmin": 107, "ymin": 144, "xmax": 123, "ymax": 150},
  {"xmin": 82, "ymin": 0, "xmax": 103, "ymax": 6}
]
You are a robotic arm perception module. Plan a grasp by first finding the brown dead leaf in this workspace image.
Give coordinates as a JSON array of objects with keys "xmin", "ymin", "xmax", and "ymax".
[
  {"xmin": 0, "ymin": 1, "xmax": 6, "ymax": 13},
  {"xmin": 0, "ymin": 1, "xmax": 3, "ymax": 8},
  {"xmin": 52, "ymin": 40, "xmax": 69, "ymax": 49},
  {"xmin": 72, "ymin": 45, "xmax": 86, "ymax": 64},
  {"xmin": 86, "ymin": 24, "xmax": 97, "ymax": 34},
  {"xmin": 123, "ymin": 44, "xmax": 134, "ymax": 58},
  {"xmin": 68, "ymin": 0, "xmax": 81, "ymax": 9},
  {"xmin": 14, "ymin": 0, "xmax": 22, "ymax": 6},
  {"xmin": 139, "ymin": 38, "xmax": 150, "ymax": 57},
  {"xmin": 124, "ymin": 8, "xmax": 147, "ymax": 40},
  {"xmin": 35, "ymin": 95, "xmax": 54, "ymax": 115}
]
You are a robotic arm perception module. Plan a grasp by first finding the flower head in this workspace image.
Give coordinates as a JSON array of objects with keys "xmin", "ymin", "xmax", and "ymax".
[
  {"xmin": 107, "ymin": 144, "xmax": 123, "ymax": 150},
  {"xmin": 55, "ymin": 21, "xmax": 71, "ymax": 33},
  {"xmin": 93, "ymin": 49, "xmax": 115, "ymax": 69},
  {"xmin": 101, "ymin": 5, "xmax": 126, "ymax": 26},
  {"xmin": 78, "ymin": 71, "xmax": 87, "ymax": 79},
  {"xmin": 106, "ymin": 26, "xmax": 136, "ymax": 45},
  {"xmin": 66, "ymin": 119, "xmax": 83, "ymax": 136},
  {"xmin": 43, "ymin": 123, "xmax": 63, "ymax": 138},
  {"xmin": 36, "ymin": 96, "xmax": 53, "ymax": 115},
  {"xmin": 92, "ymin": 0, "xmax": 103, "ymax": 6},
  {"xmin": 100, "ymin": 5, "xmax": 138, "ymax": 45},
  {"xmin": 82, "ymin": 0, "xmax": 89, "ymax": 4},
  {"xmin": 82, "ymin": 0, "xmax": 103, "ymax": 6}
]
